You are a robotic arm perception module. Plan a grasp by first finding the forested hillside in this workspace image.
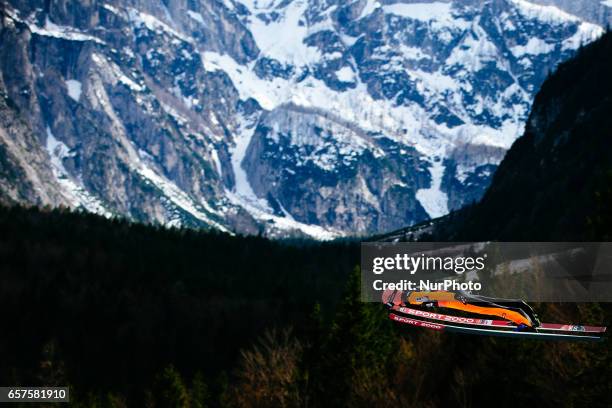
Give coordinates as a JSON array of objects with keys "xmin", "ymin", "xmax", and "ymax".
[
  {"xmin": 0, "ymin": 205, "xmax": 358, "ymax": 404},
  {"xmin": 0, "ymin": 204, "xmax": 609, "ymax": 407}
]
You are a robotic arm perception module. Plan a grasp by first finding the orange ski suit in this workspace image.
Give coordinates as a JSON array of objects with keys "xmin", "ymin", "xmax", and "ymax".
[{"xmin": 407, "ymin": 291, "xmax": 534, "ymax": 327}]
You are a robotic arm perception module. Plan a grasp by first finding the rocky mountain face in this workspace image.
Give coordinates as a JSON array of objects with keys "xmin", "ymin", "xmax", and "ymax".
[{"xmin": 0, "ymin": 0, "xmax": 604, "ymax": 237}]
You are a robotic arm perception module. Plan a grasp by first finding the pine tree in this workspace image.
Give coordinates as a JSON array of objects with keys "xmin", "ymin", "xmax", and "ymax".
[
  {"xmin": 299, "ymin": 303, "xmax": 325, "ymax": 407},
  {"xmin": 318, "ymin": 267, "xmax": 398, "ymax": 407},
  {"xmin": 152, "ymin": 365, "xmax": 190, "ymax": 408},
  {"xmin": 189, "ymin": 372, "xmax": 209, "ymax": 408}
]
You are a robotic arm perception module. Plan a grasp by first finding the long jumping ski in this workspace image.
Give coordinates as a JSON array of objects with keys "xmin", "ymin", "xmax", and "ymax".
[
  {"xmin": 390, "ymin": 305, "xmax": 607, "ymax": 334},
  {"xmin": 389, "ymin": 313, "xmax": 605, "ymax": 342}
]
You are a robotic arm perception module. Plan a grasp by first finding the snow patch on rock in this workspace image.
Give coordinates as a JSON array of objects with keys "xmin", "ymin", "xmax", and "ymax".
[
  {"xmin": 241, "ymin": 0, "xmax": 322, "ymax": 65},
  {"xmin": 45, "ymin": 127, "xmax": 111, "ymax": 216},
  {"xmin": 65, "ymin": 79, "xmax": 82, "ymax": 102},
  {"xmin": 336, "ymin": 66, "xmax": 355, "ymax": 82},
  {"xmin": 416, "ymin": 158, "xmax": 448, "ymax": 219},
  {"xmin": 383, "ymin": 2, "xmax": 454, "ymax": 22},
  {"xmin": 27, "ymin": 17, "xmax": 105, "ymax": 43},
  {"xmin": 511, "ymin": 38, "xmax": 555, "ymax": 56},
  {"xmin": 230, "ymin": 115, "xmax": 266, "ymax": 207},
  {"xmin": 186, "ymin": 10, "xmax": 205, "ymax": 25}
]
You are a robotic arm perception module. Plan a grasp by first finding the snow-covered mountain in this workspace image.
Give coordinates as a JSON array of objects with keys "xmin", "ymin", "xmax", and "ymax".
[
  {"xmin": 529, "ymin": 0, "xmax": 612, "ymax": 26},
  {"xmin": 0, "ymin": 0, "xmax": 604, "ymax": 238}
]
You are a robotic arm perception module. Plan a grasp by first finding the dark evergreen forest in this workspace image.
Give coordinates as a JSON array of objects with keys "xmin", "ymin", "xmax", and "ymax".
[{"xmin": 0, "ymin": 204, "xmax": 610, "ymax": 407}]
